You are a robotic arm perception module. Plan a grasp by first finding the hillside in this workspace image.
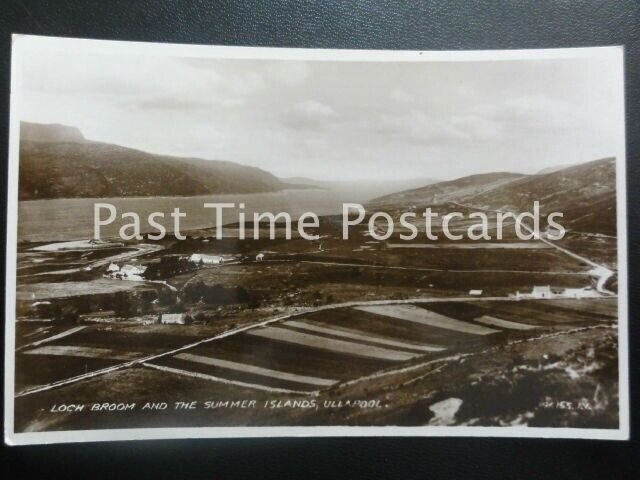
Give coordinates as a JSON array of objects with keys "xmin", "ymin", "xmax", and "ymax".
[
  {"xmin": 536, "ymin": 163, "xmax": 578, "ymax": 175},
  {"xmin": 466, "ymin": 158, "xmax": 616, "ymax": 235},
  {"xmin": 20, "ymin": 122, "xmax": 86, "ymax": 144},
  {"xmin": 18, "ymin": 123, "xmax": 285, "ymax": 200},
  {"xmin": 463, "ymin": 158, "xmax": 614, "ymax": 212},
  {"xmin": 371, "ymin": 171, "xmax": 525, "ymax": 206},
  {"xmin": 371, "ymin": 158, "xmax": 617, "ymax": 236}
]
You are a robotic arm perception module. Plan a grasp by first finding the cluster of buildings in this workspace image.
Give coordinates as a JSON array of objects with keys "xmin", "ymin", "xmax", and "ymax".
[
  {"xmin": 188, "ymin": 253, "xmax": 228, "ymax": 265},
  {"xmin": 106, "ymin": 263, "xmax": 147, "ymax": 281},
  {"xmin": 514, "ymin": 285, "xmax": 599, "ymax": 300},
  {"xmin": 158, "ymin": 312, "xmax": 187, "ymax": 325},
  {"xmin": 188, "ymin": 252, "xmax": 264, "ymax": 264}
]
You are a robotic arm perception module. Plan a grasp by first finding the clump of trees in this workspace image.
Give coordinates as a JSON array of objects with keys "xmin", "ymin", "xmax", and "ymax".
[
  {"xmin": 35, "ymin": 302, "xmax": 80, "ymax": 324},
  {"xmin": 145, "ymin": 256, "xmax": 197, "ymax": 279},
  {"xmin": 30, "ymin": 288, "xmax": 174, "ymax": 323},
  {"xmin": 32, "ymin": 294, "xmax": 100, "ymax": 324},
  {"xmin": 308, "ymin": 290, "xmax": 335, "ymax": 306},
  {"xmin": 95, "ymin": 291, "xmax": 142, "ymax": 319},
  {"xmin": 112, "ymin": 291, "xmax": 138, "ymax": 319},
  {"xmin": 182, "ymin": 281, "xmax": 255, "ymax": 306}
]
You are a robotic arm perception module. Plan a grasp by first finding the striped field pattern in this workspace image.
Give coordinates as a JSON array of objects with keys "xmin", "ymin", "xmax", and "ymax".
[
  {"xmin": 18, "ymin": 299, "xmax": 613, "ymax": 396},
  {"xmin": 138, "ymin": 302, "xmax": 549, "ymax": 394}
]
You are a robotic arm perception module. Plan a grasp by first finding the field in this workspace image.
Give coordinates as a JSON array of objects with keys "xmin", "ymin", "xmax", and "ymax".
[
  {"xmin": 13, "ymin": 296, "xmax": 618, "ymax": 431},
  {"xmin": 12, "ymin": 204, "xmax": 621, "ymax": 432}
]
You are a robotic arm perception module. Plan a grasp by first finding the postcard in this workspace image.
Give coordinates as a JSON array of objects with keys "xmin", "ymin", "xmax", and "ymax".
[{"xmin": 4, "ymin": 35, "xmax": 628, "ymax": 444}]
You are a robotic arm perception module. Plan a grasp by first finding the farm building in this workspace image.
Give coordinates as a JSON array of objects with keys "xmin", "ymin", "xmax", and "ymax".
[
  {"xmin": 515, "ymin": 285, "xmax": 598, "ymax": 300},
  {"xmin": 530, "ymin": 286, "xmax": 554, "ymax": 299},
  {"xmin": 159, "ymin": 313, "xmax": 186, "ymax": 325},
  {"xmin": 107, "ymin": 263, "xmax": 147, "ymax": 281},
  {"xmin": 188, "ymin": 253, "xmax": 226, "ymax": 265},
  {"xmin": 256, "ymin": 253, "xmax": 265, "ymax": 261},
  {"xmin": 562, "ymin": 287, "xmax": 599, "ymax": 299},
  {"xmin": 121, "ymin": 264, "xmax": 146, "ymax": 276},
  {"xmin": 469, "ymin": 289, "xmax": 483, "ymax": 296},
  {"xmin": 516, "ymin": 286, "xmax": 553, "ymax": 300}
]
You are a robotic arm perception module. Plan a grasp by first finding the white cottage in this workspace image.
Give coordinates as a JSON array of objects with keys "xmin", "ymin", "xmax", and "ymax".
[
  {"xmin": 562, "ymin": 287, "xmax": 599, "ymax": 299},
  {"xmin": 531, "ymin": 286, "xmax": 554, "ymax": 298},
  {"xmin": 120, "ymin": 264, "xmax": 147, "ymax": 276},
  {"xmin": 160, "ymin": 313, "xmax": 186, "ymax": 325},
  {"xmin": 107, "ymin": 263, "xmax": 146, "ymax": 281},
  {"xmin": 516, "ymin": 285, "xmax": 554, "ymax": 300},
  {"xmin": 189, "ymin": 253, "xmax": 225, "ymax": 265}
]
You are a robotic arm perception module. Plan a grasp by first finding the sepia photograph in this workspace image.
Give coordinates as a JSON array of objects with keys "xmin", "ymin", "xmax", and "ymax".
[{"xmin": 4, "ymin": 36, "xmax": 628, "ymax": 444}]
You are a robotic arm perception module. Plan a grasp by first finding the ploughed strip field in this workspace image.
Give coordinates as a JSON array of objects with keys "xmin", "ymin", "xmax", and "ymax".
[{"xmin": 15, "ymin": 298, "xmax": 617, "ymax": 396}]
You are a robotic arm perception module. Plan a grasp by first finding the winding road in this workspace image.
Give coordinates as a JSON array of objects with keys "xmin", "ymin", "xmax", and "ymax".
[{"xmin": 451, "ymin": 201, "xmax": 615, "ymax": 294}]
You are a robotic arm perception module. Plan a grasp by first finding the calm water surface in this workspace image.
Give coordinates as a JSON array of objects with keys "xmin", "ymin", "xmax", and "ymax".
[{"xmin": 18, "ymin": 189, "xmax": 356, "ymax": 242}]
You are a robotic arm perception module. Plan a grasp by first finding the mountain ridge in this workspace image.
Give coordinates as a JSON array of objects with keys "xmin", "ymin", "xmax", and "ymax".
[
  {"xmin": 20, "ymin": 122, "xmax": 87, "ymax": 144},
  {"xmin": 371, "ymin": 157, "xmax": 616, "ymax": 235},
  {"xmin": 18, "ymin": 122, "xmax": 286, "ymax": 200},
  {"xmin": 371, "ymin": 171, "xmax": 525, "ymax": 205}
]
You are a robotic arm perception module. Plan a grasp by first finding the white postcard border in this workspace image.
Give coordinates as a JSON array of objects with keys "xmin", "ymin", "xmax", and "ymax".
[{"xmin": 4, "ymin": 35, "xmax": 629, "ymax": 445}]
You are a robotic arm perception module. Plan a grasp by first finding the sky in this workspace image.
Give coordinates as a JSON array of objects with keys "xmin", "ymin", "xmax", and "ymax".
[{"xmin": 17, "ymin": 45, "xmax": 624, "ymax": 181}]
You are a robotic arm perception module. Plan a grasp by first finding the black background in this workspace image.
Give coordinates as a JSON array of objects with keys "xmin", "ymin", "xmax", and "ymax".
[{"xmin": 1, "ymin": 1, "xmax": 638, "ymax": 478}]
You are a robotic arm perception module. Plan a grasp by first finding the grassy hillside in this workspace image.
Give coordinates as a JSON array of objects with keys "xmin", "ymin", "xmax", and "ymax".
[
  {"xmin": 371, "ymin": 158, "xmax": 617, "ymax": 236},
  {"xmin": 466, "ymin": 158, "xmax": 614, "ymax": 211},
  {"xmin": 19, "ymin": 140, "xmax": 284, "ymax": 200},
  {"xmin": 466, "ymin": 158, "xmax": 616, "ymax": 235},
  {"xmin": 371, "ymin": 171, "xmax": 525, "ymax": 205}
]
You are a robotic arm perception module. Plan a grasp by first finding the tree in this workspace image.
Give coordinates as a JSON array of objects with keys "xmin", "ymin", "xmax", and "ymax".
[
  {"xmin": 49, "ymin": 302, "xmax": 79, "ymax": 324},
  {"xmin": 35, "ymin": 302, "xmax": 54, "ymax": 319},
  {"xmin": 75, "ymin": 295, "xmax": 93, "ymax": 315},
  {"xmin": 113, "ymin": 291, "xmax": 137, "ymax": 319},
  {"xmin": 248, "ymin": 297, "xmax": 261, "ymax": 309}
]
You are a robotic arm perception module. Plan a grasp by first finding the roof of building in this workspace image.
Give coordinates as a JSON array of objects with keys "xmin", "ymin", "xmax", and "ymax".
[
  {"xmin": 161, "ymin": 313, "xmax": 186, "ymax": 323},
  {"xmin": 532, "ymin": 285, "xmax": 553, "ymax": 293},
  {"xmin": 189, "ymin": 253, "xmax": 225, "ymax": 263},
  {"xmin": 121, "ymin": 264, "xmax": 147, "ymax": 274}
]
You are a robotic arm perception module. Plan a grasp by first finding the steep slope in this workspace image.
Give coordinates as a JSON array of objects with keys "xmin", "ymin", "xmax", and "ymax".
[
  {"xmin": 18, "ymin": 123, "xmax": 285, "ymax": 200},
  {"xmin": 20, "ymin": 122, "xmax": 86, "ymax": 144},
  {"xmin": 371, "ymin": 158, "xmax": 617, "ymax": 236},
  {"xmin": 463, "ymin": 158, "xmax": 615, "ymax": 213},
  {"xmin": 464, "ymin": 157, "xmax": 616, "ymax": 235}
]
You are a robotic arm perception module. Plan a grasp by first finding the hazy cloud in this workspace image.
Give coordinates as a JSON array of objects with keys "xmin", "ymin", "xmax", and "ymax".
[
  {"xmin": 17, "ymin": 46, "xmax": 623, "ymax": 181},
  {"xmin": 390, "ymin": 89, "xmax": 415, "ymax": 103},
  {"xmin": 134, "ymin": 96, "xmax": 204, "ymax": 111},
  {"xmin": 282, "ymin": 100, "xmax": 340, "ymax": 129}
]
